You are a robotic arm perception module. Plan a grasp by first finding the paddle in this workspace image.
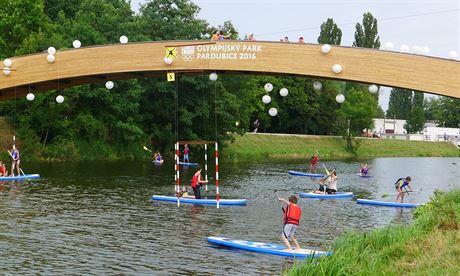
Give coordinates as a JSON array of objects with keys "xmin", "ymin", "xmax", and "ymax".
[
  {"xmin": 143, "ymin": 145, "xmax": 153, "ymax": 153},
  {"xmin": 7, "ymin": 150, "xmax": 25, "ymax": 176},
  {"xmin": 381, "ymin": 188, "xmax": 422, "ymax": 198}
]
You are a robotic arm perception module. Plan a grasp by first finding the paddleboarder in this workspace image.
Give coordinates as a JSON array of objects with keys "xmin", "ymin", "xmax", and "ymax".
[
  {"xmin": 0, "ymin": 161, "xmax": 8, "ymax": 176},
  {"xmin": 395, "ymin": 176, "xmax": 414, "ymax": 203},
  {"xmin": 9, "ymin": 145, "xmax": 20, "ymax": 177},
  {"xmin": 359, "ymin": 163, "xmax": 369, "ymax": 176},
  {"xmin": 191, "ymin": 167, "xmax": 208, "ymax": 199},
  {"xmin": 278, "ymin": 195, "xmax": 302, "ymax": 251},
  {"xmin": 183, "ymin": 144, "xmax": 190, "ymax": 163},
  {"xmin": 308, "ymin": 152, "xmax": 319, "ymax": 173}
]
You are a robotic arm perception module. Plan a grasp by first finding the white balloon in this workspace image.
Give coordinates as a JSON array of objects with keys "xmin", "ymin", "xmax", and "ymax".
[
  {"xmin": 262, "ymin": 95, "xmax": 271, "ymax": 104},
  {"xmin": 332, "ymin": 64, "xmax": 342, "ymax": 74},
  {"xmin": 268, "ymin": 107, "xmax": 278, "ymax": 116},
  {"xmin": 421, "ymin": 46, "xmax": 430, "ymax": 54},
  {"xmin": 313, "ymin": 81, "xmax": 322, "ymax": 90},
  {"xmin": 26, "ymin": 93, "xmax": 35, "ymax": 101},
  {"xmin": 3, "ymin": 67, "xmax": 11, "ymax": 75},
  {"xmin": 383, "ymin": 42, "xmax": 394, "ymax": 50},
  {"xmin": 105, "ymin": 81, "xmax": 114, "ymax": 90},
  {"xmin": 368, "ymin": 84, "xmax": 379, "ymax": 94},
  {"xmin": 209, "ymin": 72, "xmax": 218, "ymax": 81},
  {"xmin": 47, "ymin": 54, "xmax": 55, "ymax": 63},
  {"xmin": 47, "ymin": 47, "xmax": 56, "ymax": 55},
  {"xmin": 279, "ymin": 88, "xmax": 289, "ymax": 97},
  {"xmin": 412, "ymin": 46, "xmax": 422, "ymax": 54},
  {"xmin": 448, "ymin": 50, "xmax": 458, "ymax": 59},
  {"xmin": 400, "ymin": 45, "xmax": 410, "ymax": 53},
  {"xmin": 56, "ymin": 95, "xmax": 64, "ymax": 103},
  {"xmin": 264, "ymin": 83, "xmax": 273, "ymax": 92},
  {"xmin": 3, "ymin": 58, "xmax": 12, "ymax": 67},
  {"xmin": 163, "ymin": 57, "xmax": 173, "ymax": 65},
  {"xmin": 321, "ymin": 44, "xmax": 331, "ymax": 54},
  {"xmin": 336, "ymin": 94, "xmax": 345, "ymax": 103},
  {"xmin": 119, "ymin": 35, "xmax": 128, "ymax": 44},
  {"xmin": 73, "ymin": 40, "xmax": 81, "ymax": 48}
]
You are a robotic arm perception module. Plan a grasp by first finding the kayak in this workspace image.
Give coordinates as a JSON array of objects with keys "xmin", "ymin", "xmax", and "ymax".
[
  {"xmin": 0, "ymin": 174, "xmax": 40, "ymax": 181},
  {"xmin": 356, "ymin": 199, "xmax": 418, "ymax": 208},
  {"xmin": 178, "ymin": 162, "xmax": 199, "ymax": 166},
  {"xmin": 299, "ymin": 192, "xmax": 354, "ymax": 199},
  {"xmin": 207, "ymin": 236, "xmax": 331, "ymax": 258},
  {"xmin": 151, "ymin": 195, "xmax": 247, "ymax": 205},
  {"xmin": 288, "ymin": 171, "xmax": 325, "ymax": 178},
  {"xmin": 357, "ymin": 173, "xmax": 372, "ymax": 178}
]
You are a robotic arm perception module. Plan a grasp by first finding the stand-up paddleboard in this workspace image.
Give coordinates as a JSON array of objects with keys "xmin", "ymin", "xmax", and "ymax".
[
  {"xmin": 299, "ymin": 192, "xmax": 353, "ymax": 199},
  {"xmin": 153, "ymin": 159, "xmax": 164, "ymax": 165},
  {"xmin": 0, "ymin": 174, "xmax": 40, "ymax": 181},
  {"xmin": 357, "ymin": 199, "xmax": 418, "ymax": 208},
  {"xmin": 357, "ymin": 173, "xmax": 372, "ymax": 178},
  {"xmin": 151, "ymin": 195, "xmax": 247, "ymax": 205},
  {"xmin": 288, "ymin": 171, "xmax": 325, "ymax": 178},
  {"xmin": 207, "ymin": 237, "xmax": 331, "ymax": 258},
  {"xmin": 178, "ymin": 162, "xmax": 199, "ymax": 166}
]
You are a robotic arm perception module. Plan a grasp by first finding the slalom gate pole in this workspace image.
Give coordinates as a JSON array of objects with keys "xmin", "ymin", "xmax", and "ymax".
[
  {"xmin": 204, "ymin": 144, "xmax": 208, "ymax": 191},
  {"xmin": 175, "ymin": 142, "xmax": 181, "ymax": 207},
  {"xmin": 215, "ymin": 142, "xmax": 219, "ymax": 209}
]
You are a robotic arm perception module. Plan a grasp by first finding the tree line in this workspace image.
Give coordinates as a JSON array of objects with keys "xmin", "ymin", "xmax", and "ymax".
[{"xmin": 1, "ymin": 1, "xmax": 455, "ymax": 160}]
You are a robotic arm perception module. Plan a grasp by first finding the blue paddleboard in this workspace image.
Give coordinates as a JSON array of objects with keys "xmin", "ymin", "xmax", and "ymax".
[
  {"xmin": 151, "ymin": 195, "xmax": 247, "ymax": 205},
  {"xmin": 207, "ymin": 236, "xmax": 331, "ymax": 258},
  {"xmin": 0, "ymin": 174, "xmax": 40, "ymax": 181},
  {"xmin": 178, "ymin": 162, "xmax": 199, "ymax": 166},
  {"xmin": 288, "ymin": 171, "xmax": 325, "ymax": 178},
  {"xmin": 357, "ymin": 173, "xmax": 372, "ymax": 178},
  {"xmin": 299, "ymin": 192, "xmax": 354, "ymax": 199},
  {"xmin": 357, "ymin": 198, "xmax": 418, "ymax": 208}
]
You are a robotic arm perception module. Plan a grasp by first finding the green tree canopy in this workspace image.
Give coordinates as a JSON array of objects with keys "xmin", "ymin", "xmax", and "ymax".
[
  {"xmin": 353, "ymin": 12, "xmax": 380, "ymax": 49},
  {"xmin": 317, "ymin": 18, "xmax": 342, "ymax": 45}
]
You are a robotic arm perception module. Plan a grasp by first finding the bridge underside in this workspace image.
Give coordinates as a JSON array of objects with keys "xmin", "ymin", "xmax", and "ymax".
[{"xmin": 1, "ymin": 41, "xmax": 459, "ymax": 100}]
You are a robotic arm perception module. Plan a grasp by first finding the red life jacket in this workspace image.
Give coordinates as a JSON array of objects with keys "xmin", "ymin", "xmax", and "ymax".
[
  {"xmin": 191, "ymin": 173, "xmax": 199, "ymax": 188},
  {"xmin": 283, "ymin": 203, "xmax": 301, "ymax": 225}
]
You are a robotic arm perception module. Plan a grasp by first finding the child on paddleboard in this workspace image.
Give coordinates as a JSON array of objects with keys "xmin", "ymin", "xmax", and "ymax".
[
  {"xmin": 395, "ymin": 176, "xmax": 414, "ymax": 203},
  {"xmin": 183, "ymin": 144, "xmax": 190, "ymax": 163},
  {"xmin": 181, "ymin": 186, "xmax": 194, "ymax": 198},
  {"xmin": 278, "ymin": 195, "xmax": 301, "ymax": 251},
  {"xmin": 308, "ymin": 152, "xmax": 319, "ymax": 173},
  {"xmin": 0, "ymin": 160, "xmax": 8, "ymax": 176}
]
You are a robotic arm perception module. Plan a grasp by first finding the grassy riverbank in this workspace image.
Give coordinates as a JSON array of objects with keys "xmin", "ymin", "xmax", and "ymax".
[
  {"xmin": 223, "ymin": 133, "xmax": 460, "ymax": 160},
  {"xmin": 286, "ymin": 190, "xmax": 460, "ymax": 275}
]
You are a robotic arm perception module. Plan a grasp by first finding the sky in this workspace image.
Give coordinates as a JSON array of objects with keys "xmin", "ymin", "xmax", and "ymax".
[{"xmin": 130, "ymin": 0, "xmax": 460, "ymax": 110}]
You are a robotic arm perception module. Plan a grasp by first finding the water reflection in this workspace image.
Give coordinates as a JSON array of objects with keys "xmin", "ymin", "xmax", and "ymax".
[{"xmin": 0, "ymin": 157, "xmax": 458, "ymax": 274}]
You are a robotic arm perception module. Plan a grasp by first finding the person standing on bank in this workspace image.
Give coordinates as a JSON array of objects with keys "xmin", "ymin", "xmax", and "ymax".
[{"xmin": 191, "ymin": 168, "xmax": 208, "ymax": 199}]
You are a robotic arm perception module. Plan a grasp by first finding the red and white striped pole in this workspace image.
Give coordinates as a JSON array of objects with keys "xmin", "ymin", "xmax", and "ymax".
[
  {"xmin": 175, "ymin": 142, "xmax": 181, "ymax": 207},
  {"xmin": 204, "ymin": 144, "xmax": 208, "ymax": 191},
  {"xmin": 215, "ymin": 142, "xmax": 219, "ymax": 209}
]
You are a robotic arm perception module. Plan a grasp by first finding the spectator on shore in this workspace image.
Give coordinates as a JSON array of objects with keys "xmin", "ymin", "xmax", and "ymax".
[
  {"xmin": 248, "ymin": 34, "xmax": 256, "ymax": 41},
  {"xmin": 211, "ymin": 30, "xmax": 231, "ymax": 41},
  {"xmin": 283, "ymin": 36, "xmax": 289, "ymax": 42},
  {"xmin": 298, "ymin": 36, "xmax": 304, "ymax": 43}
]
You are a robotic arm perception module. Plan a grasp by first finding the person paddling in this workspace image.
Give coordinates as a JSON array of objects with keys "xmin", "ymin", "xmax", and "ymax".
[
  {"xmin": 183, "ymin": 144, "xmax": 190, "ymax": 163},
  {"xmin": 314, "ymin": 169, "xmax": 337, "ymax": 194},
  {"xmin": 0, "ymin": 161, "xmax": 8, "ymax": 176},
  {"xmin": 278, "ymin": 195, "xmax": 301, "ymax": 251},
  {"xmin": 395, "ymin": 176, "xmax": 414, "ymax": 203},
  {"xmin": 308, "ymin": 152, "xmax": 319, "ymax": 173},
  {"xmin": 359, "ymin": 163, "xmax": 369, "ymax": 176},
  {"xmin": 9, "ymin": 145, "xmax": 21, "ymax": 176},
  {"xmin": 191, "ymin": 167, "xmax": 208, "ymax": 199}
]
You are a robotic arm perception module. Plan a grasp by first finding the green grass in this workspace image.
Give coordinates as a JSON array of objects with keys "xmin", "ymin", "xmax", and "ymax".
[
  {"xmin": 223, "ymin": 133, "xmax": 460, "ymax": 160},
  {"xmin": 286, "ymin": 190, "xmax": 460, "ymax": 276}
]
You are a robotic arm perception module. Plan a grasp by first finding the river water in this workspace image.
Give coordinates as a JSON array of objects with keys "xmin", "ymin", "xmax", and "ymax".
[{"xmin": 1, "ymin": 157, "xmax": 459, "ymax": 275}]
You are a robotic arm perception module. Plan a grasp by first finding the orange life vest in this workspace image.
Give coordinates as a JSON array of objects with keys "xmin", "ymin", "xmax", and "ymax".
[{"xmin": 283, "ymin": 203, "xmax": 301, "ymax": 225}]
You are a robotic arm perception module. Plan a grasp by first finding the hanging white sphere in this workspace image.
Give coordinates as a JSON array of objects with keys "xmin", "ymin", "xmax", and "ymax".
[
  {"xmin": 321, "ymin": 44, "xmax": 331, "ymax": 54},
  {"xmin": 235, "ymin": 121, "xmax": 239, "ymax": 126},
  {"xmin": 47, "ymin": 54, "xmax": 55, "ymax": 63},
  {"xmin": 448, "ymin": 50, "xmax": 458, "ymax": 59},
  {"xmin": 3, "ymin": 67, "xmax": 11, "ymax": 75},
  {"xmin": 105, "ymin": 81, "xmax": 114, "ymax": 90},
  {"xmin": 119, "ymin": 35, "xmax": 128, "ymax": 44},
  {"xmin": 368, "ymin": 84, "xmax": 379, "ymax": 94},
  {"xmin": 262, "ymin": 95, "xmax": 271, "ymax": 104},
  {"xmin": 279, "ymin": 88, "xmax": 289, "ymax": 97},
  {"xmin": 313, "ymin": 81, "xmax": 322, "ymax": 90},
  {"xmin": 332, "ymin": 64, "xmax": 342, "ymax": 74},
  {"xmin": 412, "ymin": 46, "xmax": 422, "ymax": 54},
  {"xmin": 163, "ymin": 57, "xmax": 173, "ymax": 65},
  {"xmin": 209, "ymin": 72, "xmax": 218, "ymax": 81},
  {"xmin": 3, "ymin": 58, "xmax": 12, "ymax": 67},
  {"xmin": 264, "ymin": 83, "xmax": 273, "ymax": 92},
  {"xmin": 400, "ymin": 45, "xmax": 410, "ymax": 53},
  {"xmin": 56, "ymin": 95, "xmax": 64, "ymax": 103},
  {"xmin": 47, "ymin": 47, "xmax": 56, "ymax": 55},
  {"xmin": 268, "ymin": 107, "xmax": 278, "ymax": 116},
  {"xmin": 73, "ymin": 40, "xmax": 81, "ymax": 48},
  {"xmin": 421, "ymin": 46, "xmax": 430, "ymax": 54},
  {"xmin": 383, "ymin": 42, "xmax": 394, "ymax": 50},
  {"xmin": 26, "ymin": 93, "xmax": 35, "ymax": 101},
  {"xmin": 336, "ymin": 94, "xmax": 345, "ymax": 103}
]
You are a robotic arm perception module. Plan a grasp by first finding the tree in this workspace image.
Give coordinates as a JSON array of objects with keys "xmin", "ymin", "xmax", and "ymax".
[
  {"xmin": 353, "ymin": 12, "xmax": 380, "ymax": 49},
  {"xmin": 317, "ymin": 18, "xmax": 342, "ymax": 45},
  {"xmin": 386, "ymin": 88, "xmax": 413, "ymax": 119},
  {"xmin": 404, "ymin": 106, "xmax": 425, "ymax": 133}
]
